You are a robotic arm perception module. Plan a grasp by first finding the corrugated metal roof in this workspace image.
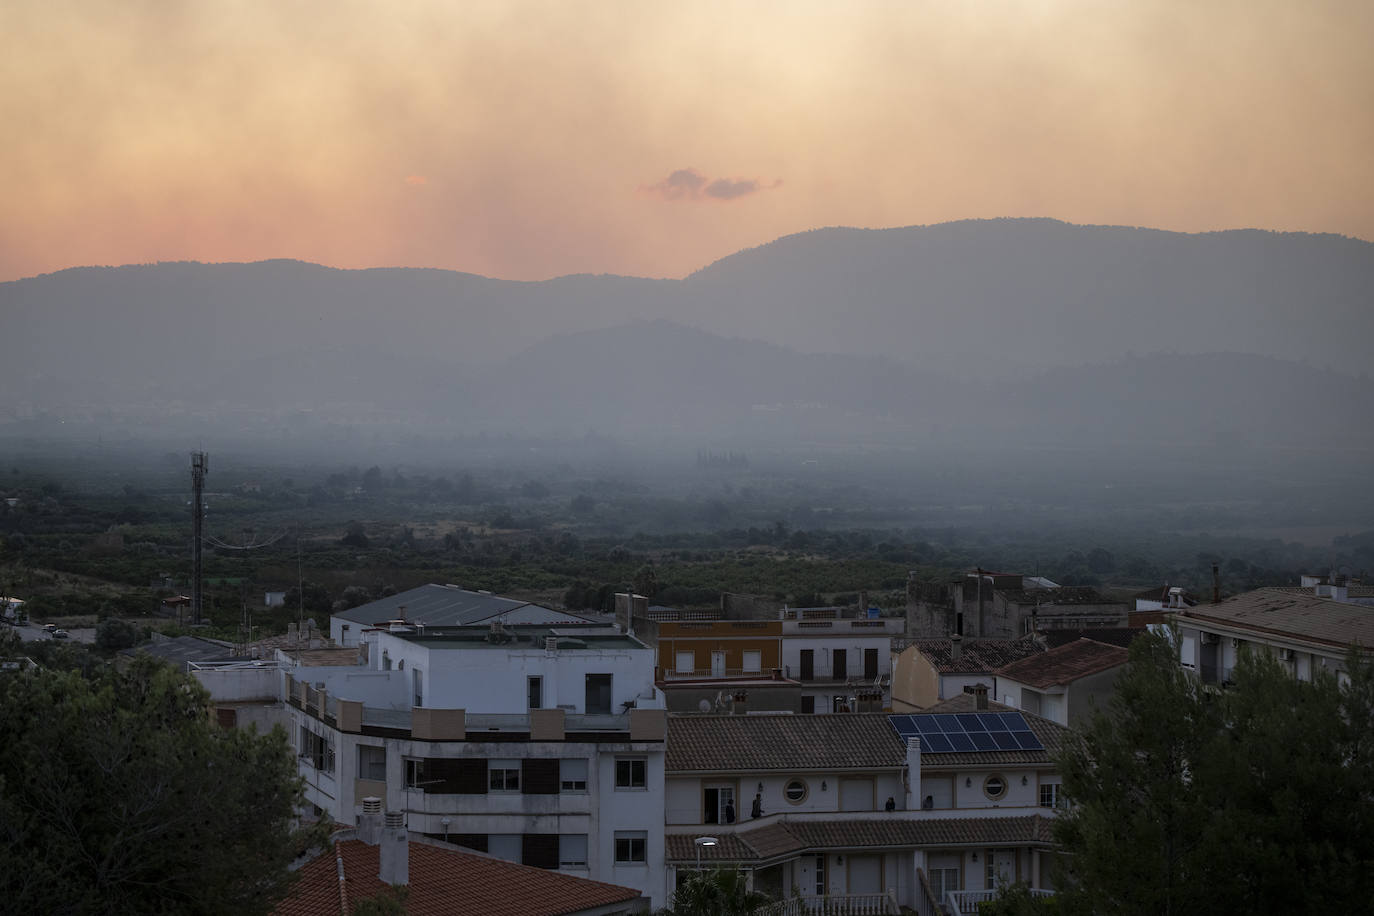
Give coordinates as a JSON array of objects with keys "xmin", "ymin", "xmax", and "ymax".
[{"xmin": 332, "ymin": 584, "xmax": 592, "ymax": 629}]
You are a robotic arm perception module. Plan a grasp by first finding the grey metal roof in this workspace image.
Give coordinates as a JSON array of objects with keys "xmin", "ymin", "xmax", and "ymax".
[
  {"xmin": 332, "ymin": 584, "xmax": 594, "ymax": 629},
  {"xmin": 123, "ymin": 635, "xmax": 238, "ymax": 668}
]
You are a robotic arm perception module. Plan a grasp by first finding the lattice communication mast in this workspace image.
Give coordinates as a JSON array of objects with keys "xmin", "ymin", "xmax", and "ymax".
[{"xmin": 191, "ymin": 451, "xmax": 208, "ymax": 626}]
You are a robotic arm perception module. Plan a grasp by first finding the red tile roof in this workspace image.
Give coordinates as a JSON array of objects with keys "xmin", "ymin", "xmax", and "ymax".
[
  {"xmin": 666, "ymin": 714, "xmax": 907, "ymax": 773},
  {"xmin": 910, "ymin": 636, "xmax": 1044, "ymax": 674},
  {"xmin": 994, "ymin": 638, "xmax": 1128, "ymax": 689},
  {"xmin": 276, "ymin": 837, "xmax": 645, "ymax": 916},
  {"xmin": 666, "ymin": 815, "xmax": 1053, "ymax": 864}
]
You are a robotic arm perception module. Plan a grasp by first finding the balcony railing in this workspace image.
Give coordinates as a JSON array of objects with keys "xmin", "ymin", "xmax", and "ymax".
[
  {"xmin": 753, "ymin": 892, "xmax": 898, "ymax": 916},
  {"xmin": 945, "ymin": 887, "xmax": 1054, "ymax": 916},
  {"xmin": 662, "ymin": 667, "xmax": 770, "ymax": 681}
]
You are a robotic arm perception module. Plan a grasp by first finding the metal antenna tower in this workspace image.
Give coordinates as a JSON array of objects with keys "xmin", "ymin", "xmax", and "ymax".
[{"xmin": 191, "ymin": 452, "xmax": 208, "ymax": 626}]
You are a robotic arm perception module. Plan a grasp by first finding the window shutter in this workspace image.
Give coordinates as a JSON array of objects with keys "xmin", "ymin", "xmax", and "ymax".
[
  {"xmin": 522, "ymin": 833, "xmax": 560, "ymax": 869},
  {"xmin": 522, "ymin": 758, "xmax": 560, "ymax": 795}
]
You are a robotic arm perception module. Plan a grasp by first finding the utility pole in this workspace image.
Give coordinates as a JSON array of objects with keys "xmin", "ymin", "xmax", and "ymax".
[{"xmin": 191, "ymin": 452, "xmax": 208, "ymax": 626}]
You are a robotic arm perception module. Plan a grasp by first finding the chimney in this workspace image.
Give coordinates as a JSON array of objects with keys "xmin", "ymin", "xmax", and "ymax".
[
  {"xmin": 950, "ymin": 634, "xmax": 963, "ymax": 662},
  {"xmin": 1211, "ymin": 564, "xmax": 1221, "ymax": 604},
  {"xmin": 358, "ymin": 796, "xmax": 383, "ymax": 845},
  {"xmin": 379, "ymin": 811, "xmax": 408, "ymax": 886},
  {"xmin": 905, "ymin": 736, "xmax": 921, "ymax": 811},
  {"xmin": 973, "ymin": 683, "xmax": 989, "ymax": 710}
]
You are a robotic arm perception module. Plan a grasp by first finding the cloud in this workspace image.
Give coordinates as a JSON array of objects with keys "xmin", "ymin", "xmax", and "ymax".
[
  {"xmin": 642, "ymin": 168, "xmax": 778, "ymax": 202},
  {"xmin": 404, "ymin": 174, "xmax": 428, "ymax": 186}
]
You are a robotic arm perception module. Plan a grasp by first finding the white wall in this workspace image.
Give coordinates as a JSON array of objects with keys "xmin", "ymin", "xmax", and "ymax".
[
  {"xmin": 666, "ymin": 771, "xmax": 905, "ymax": 825},
  {"xmin": 781, "ymin": 635, "xmax": 894, "ymax": 682},
  {"xmin": 373, "ymin": 633, "xmax": 660, "ymax": 713}
]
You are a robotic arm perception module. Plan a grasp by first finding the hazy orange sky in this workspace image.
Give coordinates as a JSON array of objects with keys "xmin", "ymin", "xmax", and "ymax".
[{"xmin": 3, "ymin": 0, "xmax": 1371, "ymax": 283}]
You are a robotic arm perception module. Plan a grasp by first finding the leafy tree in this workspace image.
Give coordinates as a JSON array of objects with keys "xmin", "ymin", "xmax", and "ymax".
[
  {"xmin": 340, "ymin": 520, "xmax": 371, "ymax": 548},
  {"xmin": 0, "ymin": 657, "xmax": 321, "ymax": 914},
  {"xmin": 1055, "ymin": 629, "xmax": 1374, "ymax": 915},
  {"xmin": 94, "ymin": 615, "xmax": 141, "ymax": 652},
  {"xmin": 655, "ymin": 868, "xmax": 770, "ymax": 916}
]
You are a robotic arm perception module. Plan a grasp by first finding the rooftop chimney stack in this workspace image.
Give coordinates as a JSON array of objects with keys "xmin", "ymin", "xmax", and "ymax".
[
  {"xmin": 379, "ymin": 811, "xmax": 408, "ymax": 886},
  {"xmin": 358, "ymin": 797, "xmax": 383, "ymax": 845},
  {"xmin": 905, "ymin": 736, "xmax": 921, "ymax": 810},
  {"xmin": 973, "ymin": 683, "xmax": 989, "ymax": 710},
  {"xmin": 950, "ymin": 634, "xmax": 963, "ymax": 662}
]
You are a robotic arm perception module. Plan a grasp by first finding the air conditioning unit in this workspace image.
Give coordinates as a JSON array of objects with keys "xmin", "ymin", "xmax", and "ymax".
[{"xmin": 1278, "ymin": 648, "xmax": 1294, "ymax": 662}]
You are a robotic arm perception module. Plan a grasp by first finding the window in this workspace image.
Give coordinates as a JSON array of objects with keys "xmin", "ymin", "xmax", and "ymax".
[
  {"xmin": 528, "ymin": 676, "xmax": 542, "ymax": 710},
  {"xmin": 413, "ymin": 667, "xmax": 423, "ymax": 706},
  {"xmin": 801, "ymin": 695, "xmax": 815, "ymax": 715},
  {"xmin": 522, "ymin": 833, "xmax": 560, "ymax": 869},
  {"xmin": 983, "ymin": 775, "xmax": 1007, "ymax": 800},
  {"xmin": 704, "ymin": 785, "xmax": 736, "ymax": 824},
  {"xmin": 833, "ymin": 649, "xmax": 848, "ymax": 680},
  {"xmin": 585, "ymin": 674, "xmax": 612, "ymax": 715},
  {"xmin": 784, "ymin": 779, "xmax": 808, "ymax": 804},
  {"xmin": 864, "ymin": 647, "xmax": 879, "ymax": 680},
  {"xmin": 742, "ymin": 650, "xmax": 762, "ymax": 673},
  {"xmin": 405, "ymin": 757, "xmax": 425, "ymax": 789},
  {"xmin": 299, "ymin": 727, "xmax": 335, "ymax": 774},
  {"xmin": 1020, "ymin": 689, "xmax": 1042, "ymax": 716},
  {"xmin": 560, "ymin": 758, "xmax": 588, "ymax": 792},
  {"xmin": 490, "ymin": 759, "xmax": 521, "ymax": 792},
  {"xmin": 815, "ymin": 855, "xmax": 826, "ymax": 895},
  {"xmin": 800, "ymin": 649, "xmax": 815, "ymax": 681},
  {"xmin": 675, "ymin": 650, "xmax": 695, "ymax": 674},
  {"xmin": 614, "ymin": 831, "xmax": 647, "ymax": 864},
  {"xmin": 616, "ymin": 757, "xmax": 646, "ymax": 789},
  {"xmin": 1039, "ymin": 782, "xmax": 1062, "ymax": 809},
  {"xmin": 929, "ymin": 866, "xmax": 960, "ymax": 900},
  {"xmin": 357, "ymin": 745, "xmax": 386, "ymax": 781},
  {"xmin": 559, "ymin": 834, "xmax": 588, "ymax": 868},
  {"xmin": 488, "ymin": 834, "xmax": 521, "ymax": 862}
]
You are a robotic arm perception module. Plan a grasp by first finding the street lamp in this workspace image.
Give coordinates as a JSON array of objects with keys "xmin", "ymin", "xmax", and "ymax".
[
  {"xmin": 441, "ymin": 817, "xmax": 451, "ymax": 842},
  {"xmin": 694, "ymin": 836, "xmax": 718, "ymax": 872}
]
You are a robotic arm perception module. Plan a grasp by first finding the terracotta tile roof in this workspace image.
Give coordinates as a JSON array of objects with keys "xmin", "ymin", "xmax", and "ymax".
[
  {"xmin": 666, "ymin": 815, "xmax": 1053, "ymax": 864},
  {"xmin": 1181, "ymin": 588, "xmax": 1374, "ymax": 649},
  {"xmin": 910, "ymin": 636, "xmax": 1044, "ymax": 674},
  {"xmin": 666, "ymin": 714, "xmax": 907, "ymax": 773},
  {"xmin": 276, "ymin": 837, "xmax": 644, "ymax": 916},
  {"xmin": 994, "ymin": 638, "xmax": 1128, "ymax": 690},
  {"xmin": 915, "ymin": 694, "xmax": 1073, "ymax": 767},
  {"xmin": 1040, "ymin": 628, "xmax": 1143, "ymax": 650}
]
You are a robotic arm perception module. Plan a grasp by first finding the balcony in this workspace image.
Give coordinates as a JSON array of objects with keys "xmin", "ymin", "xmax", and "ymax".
[
  {"xmin": 944, "ymin": 887, "xmax": 1054, "ymax": 916},
  {"xmin": 753, "ymin": 892, "xmax": 898, "ymax": 915}
]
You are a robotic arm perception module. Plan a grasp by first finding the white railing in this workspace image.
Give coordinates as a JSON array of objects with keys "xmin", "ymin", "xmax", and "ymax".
[
  {"xmin": 946, "ymin": 887, "xmax": 1054, "ymax": 916},
  {"xmin": 754, "ymin": 892, "xmax": 898, "ymax": 916}
]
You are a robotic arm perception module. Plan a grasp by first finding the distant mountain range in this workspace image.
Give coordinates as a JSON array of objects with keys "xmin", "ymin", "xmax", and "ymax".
[{"xmin": 2, "ymin": 218, "xmax": 1371, "ymax": 450}]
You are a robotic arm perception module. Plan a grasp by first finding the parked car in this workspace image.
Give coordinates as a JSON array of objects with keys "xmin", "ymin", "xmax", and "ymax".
[
  {"xmin": 42, "ymin": 623, "xmax": 55, "ymax": 632},
  {"xmin": 51, "ymin": 629, "xmax": 69, "ymax": 639}
]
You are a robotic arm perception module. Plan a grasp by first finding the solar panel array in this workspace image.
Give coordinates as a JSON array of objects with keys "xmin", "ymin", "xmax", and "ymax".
[{"xmin": 888, "ymin": 712, "xmax": 1044, "ymax": 753}]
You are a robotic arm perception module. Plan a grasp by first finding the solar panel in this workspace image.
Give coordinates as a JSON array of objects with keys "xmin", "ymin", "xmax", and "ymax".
[{"xmin": 887, "ymin": 710, "xmax": 1045, "ymax": 752}]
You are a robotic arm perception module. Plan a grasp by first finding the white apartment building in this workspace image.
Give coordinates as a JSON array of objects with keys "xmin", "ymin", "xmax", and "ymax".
[
  {"xmin": 1175, "ymin": 586, "xmax": 1374, "ymax": 686},
  {"xmin": 284, "ymin": 621, "xmax": 670, "ymax": 907},
  {"xmin": 664, "ymin": 688, "xmax": 1065, "ymax": 914},
  {"xmin": 778, "ymin": 607, "xmax": 903, "ymax": 714}
]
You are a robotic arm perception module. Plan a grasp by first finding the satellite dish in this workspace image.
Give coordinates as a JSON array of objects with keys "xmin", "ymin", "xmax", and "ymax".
[{"xmin": 698, "ymin": 699, "xmax": 711, "ymax": 713}]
